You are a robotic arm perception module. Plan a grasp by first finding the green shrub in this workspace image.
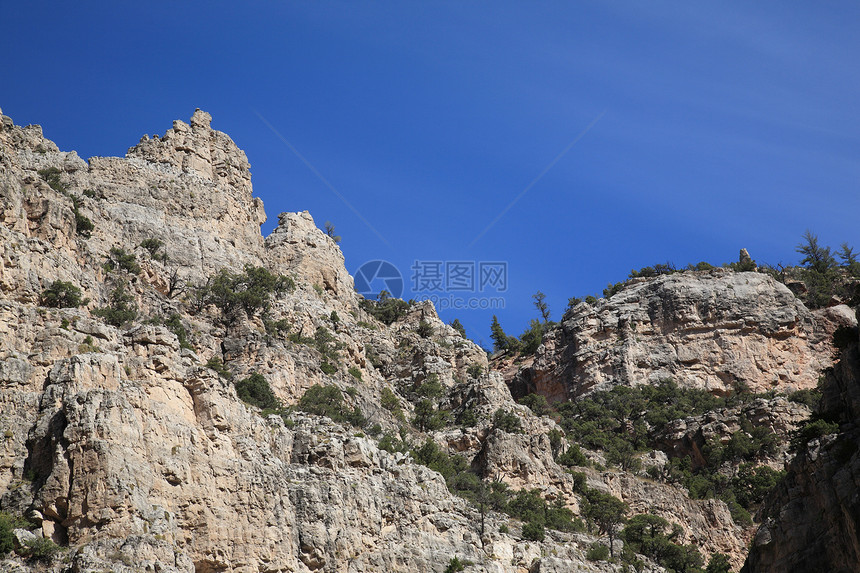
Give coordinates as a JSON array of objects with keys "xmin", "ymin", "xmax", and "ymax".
[
  {"xmin": 78, "ymin": 335, "xmax": 99, "ymax": 353},
  {"xmin": 320, "ymin": 361, "xmax": 337, "ymax": 375},
  {"xmin": 74, "ymin": 210, "xmax": 94, "ymax": 237},
  {"xmin": 104, "ymin": 247, "xmax": 141, "ymax": 274},
  {"xmin": 603, "ymin": 281, "xmax": 625, "ymax": 298},
  {"xmin": 492, "ymin": 409, "xmax": 522, "ymax": 434},
  {"xmin": 410, "ymin": 439, "xmax": 473, "ymax": 493},
  {"xmin": 417, "ymin": 320, "xmax": 434, "ymax": 338},
  {"xmin": 263, "ymin": 318, "xmax": 291, "ymax": 339},
  {"xmin": 288, "ymin": 332, "xmax": 315, "ymax": 345},
  {"xmin": 505, "ymin": 488, "xmax": 545, "ymax": 524},
  {"xmin": 324, "ymin": 221, "xmax": 341, "ymax": 243},
  {"xmin": 40, "ymin": 280, "xmax": 85, "ymax": 308},
  {"xmin": 545, "ymin": 498, "xmax": 581, "ymax": 532},
  {"xmin": 586, "ymin": 543, "xmax": 610, "ymax": 561},
  {"xmin": 732, "ymin": 463, "xmax": 785, "ymax": 509},
  {"xmin": 378, "ymin": 431, "xmax": 409, "ymax": 454},
  {"xmin": 457, "ymin": 407, "xmax": 478, "ymax": 428},
  {"xmin": 466, "ymin": 363, "xmax": 483, "ymax": 379},
  {"xmin": 412, "ymin": 399, "xmax": 450, "ymax": 431},
  {"xmin": 198, "ymin": 265, "xmax": 294, "ymax": 324},
  {"xmin": 581, "ymin": 489, "xmax": 628, "ymax": 558},
  {"xmin": 519, "ymin": 393, "xmax": 550, "ymax": 416},
  {"xmin": 235, "ymin": 373, "xmax": 280, "ymax": 410},
  {"xmin": 569, "ymin": 471, "xmax": 588, "ymax": 493},
  {"xmin": 629, "ymin": 263, "xmax": 677, "ymax": 278},
  {"xmin": 24, "ymin": 536, "xmax": 61, "ymax": 562},
  {"xmin": 205, "ymin": 356, "xmax": 232, "ymax": 379},
  {"xmin": 381, "ymin": 387, "xmax": 401, "ymax": 411},
  {"xmin": 689, "ymin": 261, "xmax": 715, "ymax": 271},
  {"xmin": 298, "ymin": 384, "xmax": 365, "ymax": 427},
  {"xmin": 348, "ymin": 366, "xmax": 362, "ymax": 380},
  {"xmin": 164, "ymin": 313, "xmax": 192, "ymax": 349},
  {"xmin": 788, "ymin": 388, "xmax": 821, "ymax": 408},
  {"xmin": 416, "ymin": 374, "xmax": 444, "ymax": 399},
  {"xmin": 92, "ymin": 281, "xmax": 137, "ymax": 326},
  {"xmin": 444, "ymin": 557, "xmax": 464, "ymax": 573},
  {"xmin": 499, "ymin": 524, "xmax": 509, "ymax": 534},
  {"xmin": 521, "ymin": 521, "xmax": 545, "ymax": 541},
  {"xmin": 621, "ymin": 513, "xmax": 703, "ymax": 571},
  {"xmin": 518, "ymin": 320, "xmax": 546, "ymax": 355},
  {"xmin": 140, "ymin": 238, "xmax": 165, "ymax": 258},
  {"xmin": 490, "ymin": 315, "xmax": 520, "ymax": 353},
  {"xmin": 450, "ymin": 319, "xmax": 466, "ymax": 337},
  {"xmin": 38, "ymin": 167, "xmax": 66, "ymax": 192},
  {"xmin": 314, "ymin": 326, "xmax": 340, "ymax": 364},
  {"xmin": 299, "ymin": 385, "xmax": 343, "ymax": 416},
  {"xmin": 706, "ymin": 553, "xmax": 732, "ymax": 573},
  {"xmin": 791, "ymin": 418, "xmax": 840, "ymax": 450},
  {"xmin": 359, "ymin": 291, "xmax": 410, "ymax": 325},
  {"xmin": 557, "ymin": 444, "xmax": 589, "ymax": 468},
  {"xmin": 0, "ymin": 512, "xmax": 30, "ymax": 556},
  {"xmin": 725, "ymin": 499, "xmax": 752, "ymax": 526}
]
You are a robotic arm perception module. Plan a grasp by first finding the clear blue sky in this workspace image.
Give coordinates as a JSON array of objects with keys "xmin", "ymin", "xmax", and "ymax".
[{"xmin": 3, "ymin": 2, "xmax": 859, "ymax": 348}]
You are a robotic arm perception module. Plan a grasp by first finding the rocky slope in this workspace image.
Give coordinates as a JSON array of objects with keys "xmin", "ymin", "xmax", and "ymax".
[
  {"xmin": 0, "ymin": 107, "xmax": 626, "ymax": 572},
  {"xmin": 1, "ymin": 106, "xmax": 854, "ymax": 573}
]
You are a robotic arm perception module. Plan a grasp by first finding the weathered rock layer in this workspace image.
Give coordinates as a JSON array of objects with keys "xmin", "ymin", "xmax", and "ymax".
[{"xmin": 512, "ymin": 271, "xmax": 850, "ymax": 401}]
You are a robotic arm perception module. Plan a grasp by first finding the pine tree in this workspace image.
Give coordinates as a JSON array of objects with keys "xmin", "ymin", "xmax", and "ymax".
[
  {"xmin": 450, "ymin": 318, "xmax": 466, "ymax": 338},
  {"xmin": 796, "ymin": 230, "xmax": 836, "ymax": 274},
  {"xmin": 490, "ymin": 315, "xmax": 508, "ymax": 352},
  {"xmin": 533, "ymin": 291, "xmax": 550, "ymax": 323}
]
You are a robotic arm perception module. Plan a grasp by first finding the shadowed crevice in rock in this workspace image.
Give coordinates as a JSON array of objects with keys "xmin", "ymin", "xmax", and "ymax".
[{"xmin": 743, "ymin": 344, "xmax": 860, "ymax": 573}]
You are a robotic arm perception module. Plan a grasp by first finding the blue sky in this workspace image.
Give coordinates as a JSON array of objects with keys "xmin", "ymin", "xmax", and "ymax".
[{"xmin": 3, "ymin": 2, "xmax": 859, "ymax": 347}]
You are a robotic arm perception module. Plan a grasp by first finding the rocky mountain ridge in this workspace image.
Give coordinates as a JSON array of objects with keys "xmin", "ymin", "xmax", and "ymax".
[{"xmin": 0, "ymin": 107, "xmax": 855, "ymax": 572}]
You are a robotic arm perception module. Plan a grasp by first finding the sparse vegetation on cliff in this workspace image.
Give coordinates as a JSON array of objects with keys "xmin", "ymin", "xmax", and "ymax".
[
  {"xmin": 40, "ymin": 280, "xmax": 86, "ymax": 308},
  {"xmin": 359, "ymin": 290, "xmax": 411, "ymax": 325},
  {"xmin": 196, "ymin": 265, "xmax": 295, "ymax": 325},
  {"xmin": 92, "ymin": 280, "xmax": 138, "ymax": 326}
]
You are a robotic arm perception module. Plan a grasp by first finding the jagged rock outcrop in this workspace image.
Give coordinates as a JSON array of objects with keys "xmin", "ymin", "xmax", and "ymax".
[
  {"xmin": 512, "ymin": 270, "xmax": 849, "ymax": 401},
  {"xmin": 265, "ymin": 211, "xmax": 355, "ymax": 298},
  {"xmin": 742, "ymin": 342, "xmax": 860, "ymax": 573},
  {"xmin": 1, "ymin": 109, "xmax": 619, "ymax": 572}
]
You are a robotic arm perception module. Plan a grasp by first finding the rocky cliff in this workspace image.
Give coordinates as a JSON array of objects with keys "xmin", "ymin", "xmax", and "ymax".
[
  {"xmin": 0, "ymin": 108, "xmax": 624, "ymax": 572},
  {"xmin": 510, "ymin": 270, "xmax": 853, "ymax": 402},
  {"xmin": 742, "ymin": 336, "xmax": 860, "ymax": 573},
  {"xmin": 1, "ymin": 107, "xmax": 854, "ymax": 573}
]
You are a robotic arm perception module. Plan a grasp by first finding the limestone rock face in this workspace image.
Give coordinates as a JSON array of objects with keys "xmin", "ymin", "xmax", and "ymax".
[
  {"xmin": 266, "ymin": 211, "xmax": 355, "ymax": 299},
  {"xmin": 1, "ymin": 109, "xmax": 610, "ymax": 572},
  {"xmin": 127, "ymin": 109, "xmax": 253, "ymax": 195},
  {"xmin": 5, "ymin": 107, "xmax": 851, "ymax": 573},
  {"xmin": 513, "ymin": 270, "xmax": 843, "ymax": 400},
  {"xmin": 742, "ymin": 345, "xmax": 860, "ymax": 573},
  {"xmin": 653, "ymin": 396, "xmax": 812, "ymax": 470}
]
